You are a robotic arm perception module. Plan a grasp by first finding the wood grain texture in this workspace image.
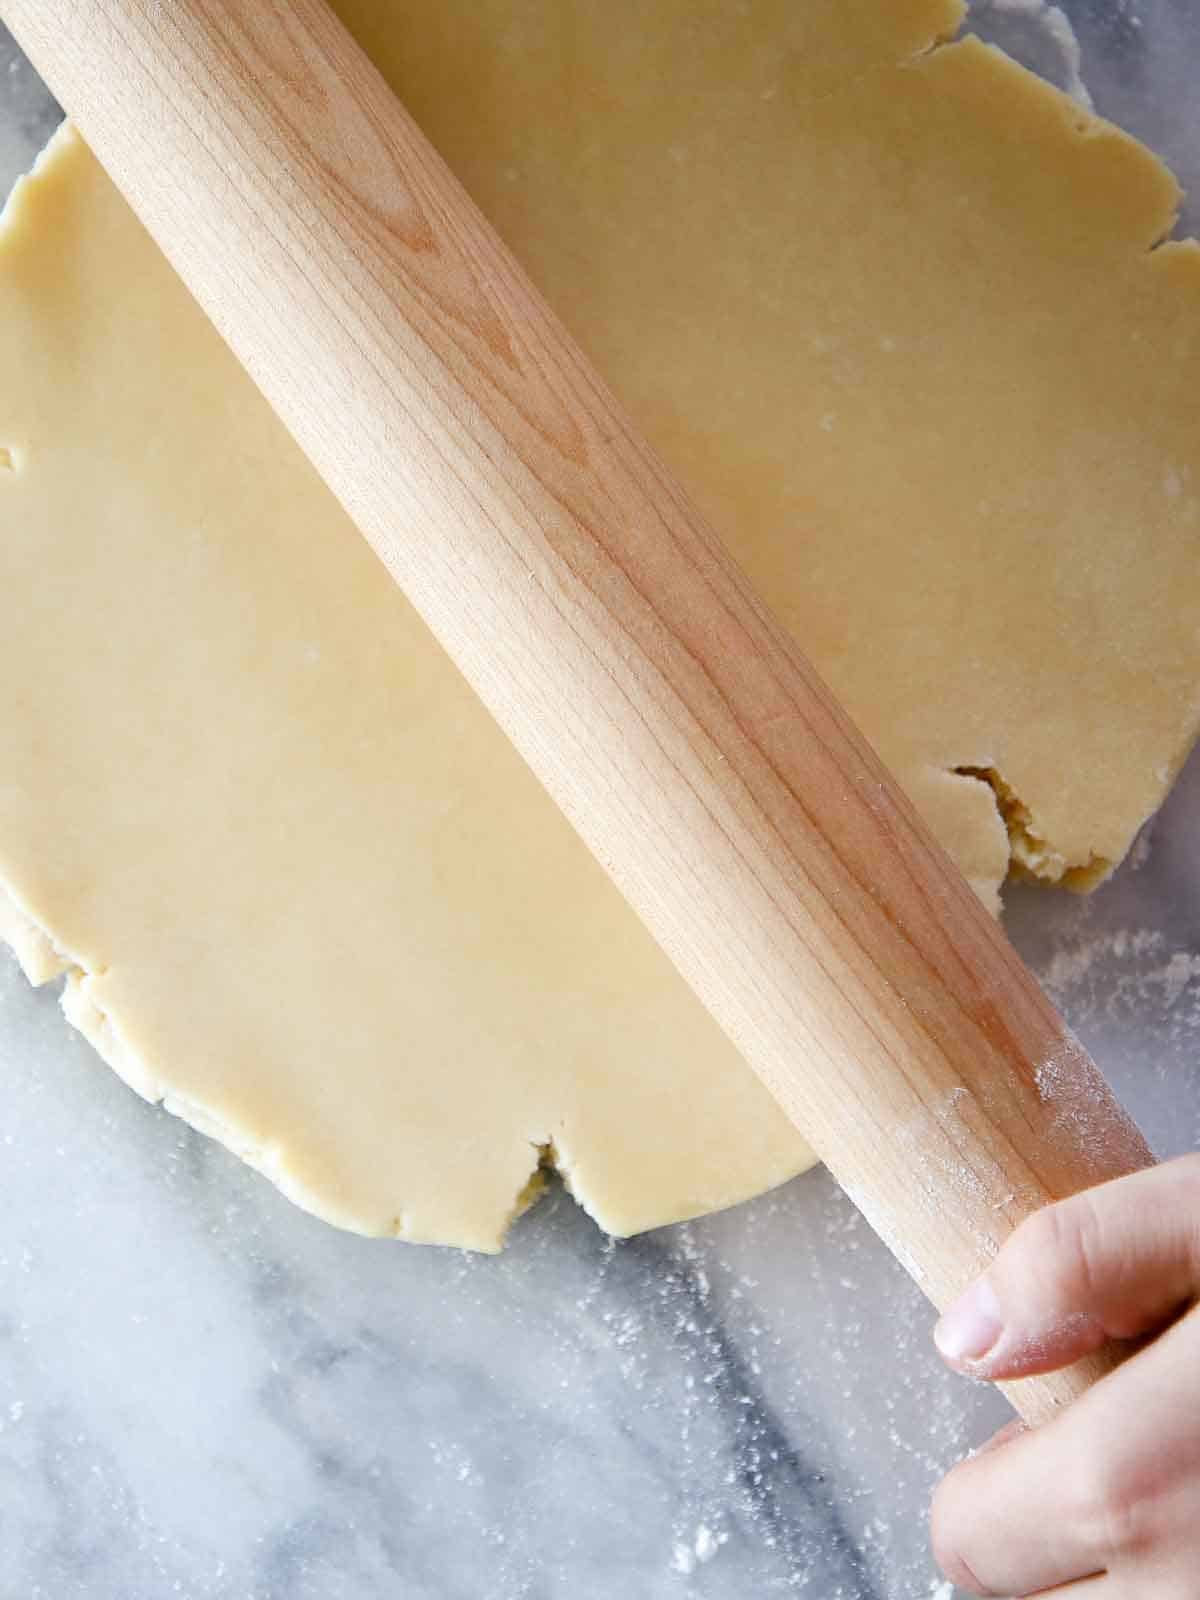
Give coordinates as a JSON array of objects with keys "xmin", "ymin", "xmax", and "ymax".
[{"xmin": 2, "ymin": 0, "xmax": 1154, "ymax": 1424}]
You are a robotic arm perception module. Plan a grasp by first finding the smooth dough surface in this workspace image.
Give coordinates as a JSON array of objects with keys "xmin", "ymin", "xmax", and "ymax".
[{"xmin": 2, "ymin": 0, "xmax": 1199, "ymax": 1248}]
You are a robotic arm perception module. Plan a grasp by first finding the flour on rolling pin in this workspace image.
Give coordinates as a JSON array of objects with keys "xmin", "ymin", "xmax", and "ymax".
[{"xmin": 1034, "ymin": 1034, "xmax": 1150, "ymax": 1164}]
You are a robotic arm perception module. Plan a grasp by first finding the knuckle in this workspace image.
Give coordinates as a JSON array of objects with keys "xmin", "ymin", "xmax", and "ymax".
[
  {"xmin": 930, "ymin": 1471, "xmax": 994, "ymax": 1595},
  {"xmin": 1077, "ymin": 1453, "xmax": 1157, "ymax": 1563},
  {"xmin": 1167, "ymin": 1155, "xmax": 1200, "ymax": 1272},
  {"xmin": 1171, "ymin": 1151, "xmax": 1200, "ymax": 1186},
  {"xmin": 1171, "ymin": 1152, "xmax": 1200, "ymax": 1211},
  {"xmin": 1014, "ymin": 1190, "xmax": 1106, "ymax": 1304}
]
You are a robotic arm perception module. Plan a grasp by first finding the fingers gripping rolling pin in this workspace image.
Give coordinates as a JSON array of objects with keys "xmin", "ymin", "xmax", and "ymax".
[{"xmin": 3, "ymin": 0, "xmax": 1154, "ymax": 1423}]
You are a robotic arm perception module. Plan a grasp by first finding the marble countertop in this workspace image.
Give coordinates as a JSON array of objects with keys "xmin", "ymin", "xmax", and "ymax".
[{"xmin": 1, "ymin": 5, "xmax": 1198, "ymax": 1597}]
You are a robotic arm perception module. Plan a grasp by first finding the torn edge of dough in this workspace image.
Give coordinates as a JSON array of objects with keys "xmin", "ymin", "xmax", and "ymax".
[
  {"xmin": 0, "ymin": 881, "xmax": 394, "ymax": 1240},
  {"xmin": 0, "ymin": 126, "xmax": 77, "ymax": 486},
  {"xmin": 951, "ymin": 764, "xmax": 1111, "ymax": 891},
  {"xmin": 901, "ymin": 0, "xmax": 968, "ymax": 65},
  {"xmin": 910, "ymin": 26, "xmax": 1184, "ymax": 257},
  {"xmin": 970, "ymin": 0, "xmax": 1094, "ymax": 110},
  {"xmin": 0, "ymin": 117, "xmax": 76, "ymax": 236},
  {"xmin": 509, "ymin": 1139, "xmax": 560, "ymax": 1222},
  {"xmin": 0, "ymin": 885, "xmax": 344, "ymax": 1226},
  {"xmin": 510, "ymin": 1137, "xmax": 588, "ymax": 1224},
  {"xmin": 505, "ymin": 1136, "xmax": 649, "ymax": 1250},
  {"xmin": 0, "ymin": 879, "xmax": 71, "ymax": 985},
  {"xmin": 0, "ymin": 877, "xmax": 564, "ymax": 1251}
]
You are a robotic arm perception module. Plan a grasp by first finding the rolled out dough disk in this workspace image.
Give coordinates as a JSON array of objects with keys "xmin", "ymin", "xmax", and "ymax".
[{"xmin": 1, "ymin": 0, "xmax": 1199, "ymax": 1249}]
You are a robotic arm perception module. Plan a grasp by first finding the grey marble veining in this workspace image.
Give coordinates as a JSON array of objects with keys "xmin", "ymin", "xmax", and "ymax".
[{"xmin": 1, "ymin": 5, "xmax": 1199, "ymax": 1597}]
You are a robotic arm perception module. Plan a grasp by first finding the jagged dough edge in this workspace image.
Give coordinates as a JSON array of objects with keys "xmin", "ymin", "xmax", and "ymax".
[
  {"xmin": 1, "ymin": 875, "xmax": 553, "ymax": 1250},
  {"xmin": 950, "ymin": 766, "xmax": 1112, "ymax": 893},
  {"xmin": 1, "ymin": 876, "xmax": 442, "ymax": 1240}
]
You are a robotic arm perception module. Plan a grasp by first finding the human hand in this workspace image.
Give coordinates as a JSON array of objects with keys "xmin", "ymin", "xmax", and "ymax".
[{"xmin": 930, "ymin": 1154, "xmax": 1200, "ymax": 1596}]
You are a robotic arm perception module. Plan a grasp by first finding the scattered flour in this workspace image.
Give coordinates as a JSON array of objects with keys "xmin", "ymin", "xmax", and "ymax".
[
  {"xmin": 1040, "ymin": 929, "xmax": 1200, "ymax": 1027},
  {"xmin": 1162, "ymin": 952, "xmax": 1200, "ymax": 1010},
  {"xmin": 1127, "ymin": 822, "xmax": 1155, "ymax": 872},
  {"xmin": 670, "ymin": 1523, "xmax": 728, "ymax": 1575}
]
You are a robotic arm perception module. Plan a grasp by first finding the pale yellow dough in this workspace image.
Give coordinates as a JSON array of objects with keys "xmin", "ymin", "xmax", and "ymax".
[{"xmin": 2, "ymin": 0, "xmax": 1199, "ymax": 1249}]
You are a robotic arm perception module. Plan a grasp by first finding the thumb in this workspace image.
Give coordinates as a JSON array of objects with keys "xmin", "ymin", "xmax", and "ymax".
[{"xmin": 934, "ymin": 1153, "xmax": 1200, "ymax": 1380}]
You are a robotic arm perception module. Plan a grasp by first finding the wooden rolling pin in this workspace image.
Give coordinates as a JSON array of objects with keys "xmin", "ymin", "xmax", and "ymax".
[{"xmin": 4, "ymin": 0, "xmax": 1154, "ymax": 1423}]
